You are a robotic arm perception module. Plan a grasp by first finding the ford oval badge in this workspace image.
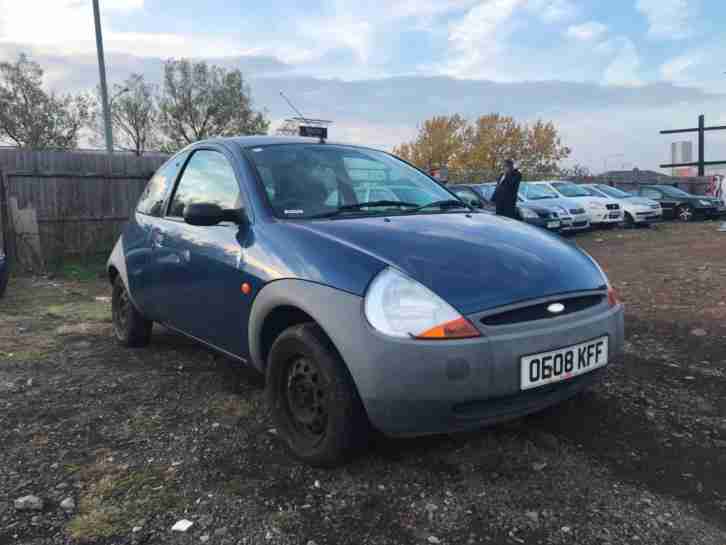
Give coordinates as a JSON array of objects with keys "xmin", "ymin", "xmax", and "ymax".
[{"xmin": 547, "ymin": 302, "xmax": 565, "ymax": 314}]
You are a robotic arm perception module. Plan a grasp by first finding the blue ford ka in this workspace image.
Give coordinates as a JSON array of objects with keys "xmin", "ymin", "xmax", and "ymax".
[{"xmin": 107, "ymin": 137, "xmax": 624, "ymax": 466}]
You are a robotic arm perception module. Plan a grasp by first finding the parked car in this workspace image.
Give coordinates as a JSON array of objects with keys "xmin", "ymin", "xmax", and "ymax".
[
  {"xmin": 0, "ymin": 250, "xmax": 8, "ymax": 298},
  {"xmin": 107, "ymin": 136, "xmax": 624, "ymax": 466},
  {"xmin": 581, "ymin": 184, "xmax": 662, "ymax": 227},
  {"xmin": 517, "ymin": 182, "xmax": 591, "ymax": 232},
  {"xmin": 457, "ymin": 183, "xmax": 562, "ymax": 232},
  {"xmin": 530, "ymin": 181, "xmax": 622, "ymax": 227},
  {"xmin": 633, "ymin": 184, "xmax": 725, "ymax": 222}
]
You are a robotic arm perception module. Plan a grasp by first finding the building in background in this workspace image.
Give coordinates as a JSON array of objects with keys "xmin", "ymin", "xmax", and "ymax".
[{"xmin": 670, "ymin": 141, "xmax": 696, "ymax": 177}]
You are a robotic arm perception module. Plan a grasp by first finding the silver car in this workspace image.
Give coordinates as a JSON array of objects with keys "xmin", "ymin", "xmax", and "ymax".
[
  {"xmin": 582, "ymin": 184, "xmax": 662, "ymax": 226},
  {"xmin": 519, "ymin": 183, "xmax": 591, "ymax": 232}
]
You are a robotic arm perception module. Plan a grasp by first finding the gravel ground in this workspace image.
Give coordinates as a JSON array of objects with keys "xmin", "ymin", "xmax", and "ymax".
[{"xmin": 1, "ymin": 221, "xmax": 725, "ymax": 545}]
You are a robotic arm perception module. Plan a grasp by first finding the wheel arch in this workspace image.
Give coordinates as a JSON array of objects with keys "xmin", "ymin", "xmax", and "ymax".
[{"xmin": 248, "ymin": 279, "xmax": 363, "ymax": 374}]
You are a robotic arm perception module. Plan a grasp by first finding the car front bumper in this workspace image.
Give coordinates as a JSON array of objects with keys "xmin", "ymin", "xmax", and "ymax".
[
  {"xmin": 325, "ymin": 292, "xmax": 625, "ymax": 437},
  {"xmin": 589, "ymin": 209, "xmax": 623, "ymax": 224},
  {"xmin": 560, "ymin": 213, "xmax": 590, "ymax": 231},
  {"xmin": 631, "ymin": 208, "xmax": 662, "ymax": 223},
  {"xmin": 522, "ymin": 217, "xmax": 562, "ymax": 231}
]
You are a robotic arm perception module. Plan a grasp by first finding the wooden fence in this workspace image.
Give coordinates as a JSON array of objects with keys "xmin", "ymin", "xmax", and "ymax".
[{"xmin": 0, "ymin": 149, "xmax": 168, "ymax": 271}]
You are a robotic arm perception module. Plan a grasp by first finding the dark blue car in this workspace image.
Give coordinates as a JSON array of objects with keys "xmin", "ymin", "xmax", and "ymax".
[
  {"xmin": 108, "ymin": 137, "xmax": 624, "ymax": 466},
  {"xmin": 0, "ymin": 250, "xmax": 7, "ymax": 298}
]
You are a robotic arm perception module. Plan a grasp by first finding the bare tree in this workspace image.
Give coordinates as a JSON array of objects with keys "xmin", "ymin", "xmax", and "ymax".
[
  {"xmin": 0, "ymin": 54, "xmax": 90, "ymax": 149},
  {"xmin": 158, "ymin": 59, "xmax": 269, "ymax": 151},
  {"xmin": 90, "ymin": 74, "xmax": 160, "ymax": 156}
]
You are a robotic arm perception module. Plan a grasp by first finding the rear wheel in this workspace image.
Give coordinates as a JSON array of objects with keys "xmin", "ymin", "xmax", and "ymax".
[
  {"xmin": 267, "ymin": 323, "xmax": 369, "ymax": 467},
  {"xmin": 676, "ymin": 204, "xmax": 694, "ymax": 222},
  {"xmin": 112, "ymin": 276, "xmax": 152, "ymax": 347}
]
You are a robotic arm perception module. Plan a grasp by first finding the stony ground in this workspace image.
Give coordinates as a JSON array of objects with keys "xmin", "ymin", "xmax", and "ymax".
[{"xmin": 1, "ymin": 221, "xmax": 726, "ymax": 545}]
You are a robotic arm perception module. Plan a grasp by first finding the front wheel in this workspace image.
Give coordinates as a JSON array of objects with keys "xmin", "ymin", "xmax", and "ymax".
[
  {"xmin": 676, "ymin": 204, "xmax": 694, "ymax": 222},
  {"xmin": 112, "ymin": 276, "xmax": 152, "ymax": 347},
  {"xmin": 266, "ymin": 323, "xmax": 369, "ymax": 467}
]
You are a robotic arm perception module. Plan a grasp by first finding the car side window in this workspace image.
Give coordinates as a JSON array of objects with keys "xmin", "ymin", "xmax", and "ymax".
[
  {"xmin": 168, "ymin": 150, "xmax": 240, "ymax": 218},
  {"xmin": 136, "ymin": 153, "xmax": 187, "ymax": 216},
  {"xmin": 641, "ymin": 188, "xmax": 661, "ymax": 199}
]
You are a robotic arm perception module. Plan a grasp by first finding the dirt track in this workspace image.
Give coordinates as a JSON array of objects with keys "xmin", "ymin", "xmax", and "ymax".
[{"xmin": 1, "ymin": 221, "xmax": 726, "ymax": 545}]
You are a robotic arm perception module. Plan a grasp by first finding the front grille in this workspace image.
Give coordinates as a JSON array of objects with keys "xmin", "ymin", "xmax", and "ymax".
[
  {"xmin": 570, "ymin": 208, "xmax": 585, "ymax": 215},
  {"xmin": 606, "ymin": 204, "xmax": 620, "ymax": 210},
  {"xmin": 573, "ymin": 220, "xmax": 588, "ymax": 227},
  {"xmin": 480, "ymin": 294, "xmax": 605, "ymax": 327}
]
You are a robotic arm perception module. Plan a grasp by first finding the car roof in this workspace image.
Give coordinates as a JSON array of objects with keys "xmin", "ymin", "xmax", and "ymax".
[{"xmin": 194, "ymin": 135, "xmax": 367, "ymax": 149}]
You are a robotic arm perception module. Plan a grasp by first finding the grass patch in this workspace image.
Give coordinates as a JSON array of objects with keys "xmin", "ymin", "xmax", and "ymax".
[
  {"xmin": 67, "ymin": 456, "xmax": 183, "ymax": 541},
  {"xmin": 47, "ymin": 300, "xmax": 110, "ymax": 324},
  {"xmin": 126, "ymin": 411, "xmax": 163, "ymax": 434},
  {"xmin": 208, "ymin": 396, "xmax": 255, "ymax": 419},
  {"xmin": 269, "ymin": 510, "xmax": 299, "ymax": 534},
  {"xmin": 53, "ymin": 255, "xmax": 108, "ymax": 283}
]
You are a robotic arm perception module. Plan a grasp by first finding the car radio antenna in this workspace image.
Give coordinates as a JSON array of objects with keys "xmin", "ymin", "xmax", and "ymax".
[
  {"xmin": 279, "ymin": 91, "xmax": 312, "ymax": 126},
  {"xmin": 279, "ymin": 91, "xmax": 328, "ymax": 143}
]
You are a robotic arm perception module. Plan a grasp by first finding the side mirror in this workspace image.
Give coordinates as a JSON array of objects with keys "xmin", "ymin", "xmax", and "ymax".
[{"xmin": 184, "ymin": 203, "xmax": 247, "ymax": 227}]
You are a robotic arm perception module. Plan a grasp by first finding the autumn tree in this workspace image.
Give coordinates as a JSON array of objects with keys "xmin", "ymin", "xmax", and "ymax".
[
  {"xmin": 394, "ymin": 114, "xmax": 571, "ymax": 180},
  {"xmin": 393, "ymin": 115, "xmax": 468, "ymax": 171},
  {"xmin": 90, "ymin": 74, "xmax": 160, "ymax": 155},
  {"xmin": 158, "ymin": 59, "xmax": 269, "ymax": 151},
  {"xmin": 455, "ymin": 114, "xmax": 527, "ymax": 174},
  {"xmin": 518, "ymin": 120, "xmax": 571, "ymax": 177},
  {"xmin": 0, "ymin": 54, "xmax": 90, "ymax": 149}
]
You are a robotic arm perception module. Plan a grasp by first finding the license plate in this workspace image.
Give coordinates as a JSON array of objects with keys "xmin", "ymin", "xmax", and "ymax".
[
  {"xmin": 546, "ymin": 221, "xmax": 560, "ymax": 228},
  {"xmin": 521, "ymin": 337, "xmax": 608, "ymax": 390}
]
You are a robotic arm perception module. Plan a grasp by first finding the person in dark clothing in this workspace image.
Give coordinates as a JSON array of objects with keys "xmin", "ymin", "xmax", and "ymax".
[{"xmin": 492, "ymin": 159, "xmax": 522, "ymax": 219}]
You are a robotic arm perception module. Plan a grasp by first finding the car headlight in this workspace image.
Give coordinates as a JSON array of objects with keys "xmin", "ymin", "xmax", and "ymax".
[
  {"xmin": 519, "ymin": 207, "xmax": 539, "ymax": 219},
  {"xmin": 699, "ymin": 200, "xmax": 711, "ymax": 206},
  {"xmin": 364, "ymin": 267, "xmax": 480, "ymax": 339}
]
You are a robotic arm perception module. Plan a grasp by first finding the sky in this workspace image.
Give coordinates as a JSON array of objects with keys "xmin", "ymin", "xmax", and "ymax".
[{"xmin": 0, "ymin": 0, "xmax": 725, "ymax": 173}]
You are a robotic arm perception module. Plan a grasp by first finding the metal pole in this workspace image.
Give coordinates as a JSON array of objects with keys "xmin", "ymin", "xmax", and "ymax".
[
  {"xmin": 698, "ymin": 114, "xmax": 705, "ymax": 176},
  {"xmin": 93, "ymin": 0, "xmax": 113, "ymax": 153}
]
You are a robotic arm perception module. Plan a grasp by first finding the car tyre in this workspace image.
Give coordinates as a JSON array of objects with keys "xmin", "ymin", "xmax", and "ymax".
[
  {"xmin": 112, "ymin": 276, "xmax": 152, "ymax": 347},
  {"xmin": 623, "ymin": 212, "xmax": 636, "ymax": 228},
  {"xmin": 676, "ymin": 204, "xmax": 693, "ymax": 222},
  {"xmin": 0, "ymin": 260, "xmax": 8, "ymax": 299},
  {"xmin": 267, "ymin": 322, "xmax": 369, "ymax": 467}
]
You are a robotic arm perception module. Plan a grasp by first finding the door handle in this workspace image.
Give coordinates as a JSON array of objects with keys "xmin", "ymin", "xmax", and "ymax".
[{"xmin": 151, "ymin": 232, "xmax": 165, "ymax": 248}]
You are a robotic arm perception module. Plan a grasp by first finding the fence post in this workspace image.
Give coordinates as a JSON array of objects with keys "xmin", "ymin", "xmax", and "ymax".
[{"xmin": 0, "ymin": 169, "xmax": 15, "ymax": 262}]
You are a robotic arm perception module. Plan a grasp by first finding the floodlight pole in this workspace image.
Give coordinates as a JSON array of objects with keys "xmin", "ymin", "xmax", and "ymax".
[{"xmin": 93, "ymin": 0, "xmax": 114, "ymax": 153}]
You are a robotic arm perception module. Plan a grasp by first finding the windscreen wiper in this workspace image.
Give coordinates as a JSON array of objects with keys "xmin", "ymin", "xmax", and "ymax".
[
  {"xmin": 309, "ymin": 200, "xmax": 419, "ymax": 219},
  {"xmin": 409, "ymin": 199, "xmax": 471, "ymax": 212}
]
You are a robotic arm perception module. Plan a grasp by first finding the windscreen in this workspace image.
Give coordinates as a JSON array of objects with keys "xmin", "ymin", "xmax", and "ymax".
[{"xmin": 246, "ymin": 144, "xmax": 457, "ymax": 219}]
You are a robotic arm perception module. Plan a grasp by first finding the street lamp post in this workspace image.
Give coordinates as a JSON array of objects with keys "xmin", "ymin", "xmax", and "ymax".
[{"xmin": 92, "ymin": 0, "xmax": 113, "ymax": 153}]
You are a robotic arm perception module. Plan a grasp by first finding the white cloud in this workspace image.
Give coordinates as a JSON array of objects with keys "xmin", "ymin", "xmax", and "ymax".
[
  {"xmin": 659, "ymin": 52, "xmax": 703, "ymax": 82},
  {"xmin": 528, "ymin": 0, "xmax": 579, "ymax": 23},
  {"xmin": 636, "ymin": 0, "xmax": 698, "ymax": 40},
  {"xmin": 444, "ymin": 0, "xmax": 524, "ymax": 78},
  {"xmin": 603, "ymin": 38, "xmax": 641, "ymax": 86},
  {"xmin": 566, "ymin": 21, "xmax": 608, "ymax": 41}
]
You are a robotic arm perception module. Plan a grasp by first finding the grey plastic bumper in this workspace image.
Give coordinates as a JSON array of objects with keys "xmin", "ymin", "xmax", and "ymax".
[{"xmin": 250, "ymin": 281, "xmax": 624, "ymax": 437}]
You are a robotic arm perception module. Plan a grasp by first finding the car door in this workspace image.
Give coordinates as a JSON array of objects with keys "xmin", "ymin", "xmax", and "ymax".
[
  {"xmin": 128, "ymin": 152, "xmax": 188, "ymax": 319},
  {"xmin": 641, "ymin": 187, "xmax": 674, "ymax": 216},
  {"xmin": 155, "ymin": 147, "xmax": 252, "ymax": 355}
]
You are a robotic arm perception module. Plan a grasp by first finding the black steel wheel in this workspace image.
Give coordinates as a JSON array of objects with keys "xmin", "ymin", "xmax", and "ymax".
[
  {"xmin": 676, "ymin": 204, "xmax": 694, "ymax": 222},
  {"xmin": 112, "ymin": 276, "xmax": 152, "ymax": 347},
  {"xmin": 267, "ymin": 323, "xmax": 369, "ymax": 467}
]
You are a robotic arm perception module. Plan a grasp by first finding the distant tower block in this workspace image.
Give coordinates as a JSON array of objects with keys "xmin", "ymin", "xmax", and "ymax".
[{"xmin": 671, "ymin": 141, "xmax": 694, "ymax": 177}]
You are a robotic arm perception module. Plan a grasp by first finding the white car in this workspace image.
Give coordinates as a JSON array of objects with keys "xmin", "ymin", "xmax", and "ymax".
[
  {"xmin": 530, "ymin": 181, "xmax": 623, "ymax": 227},
  {"xmin": 582, "ymin": 184, "xmax": 662, "ymax": 227},
  {"xmin": 518, "ymin": 182, "xmax": 590, "ymax": 232}
]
